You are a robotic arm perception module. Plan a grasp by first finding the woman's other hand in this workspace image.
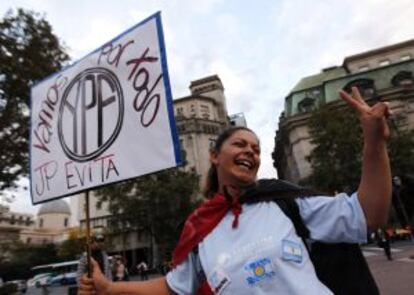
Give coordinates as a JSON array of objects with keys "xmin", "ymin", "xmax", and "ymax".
[{"xmin": 78, "ymin": 258, "xmax": 111, "ymax": 295}]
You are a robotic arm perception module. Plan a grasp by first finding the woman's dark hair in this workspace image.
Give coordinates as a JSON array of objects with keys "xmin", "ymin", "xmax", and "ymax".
[{"xmin": 203, "ymin": 126, "xmax": 256, "ymax": 198}]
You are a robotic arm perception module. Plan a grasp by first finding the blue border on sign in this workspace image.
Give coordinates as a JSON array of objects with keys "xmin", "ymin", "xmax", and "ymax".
[
  {"xmin": 29, "ymin": 85, "xmax": 34, "ymax": 205},
  {"xmin": 30, "ymin": 12, "xmax": 182, "ymax": 204},
  {"xmin": 155, "ymin": 13, "xmax": 182, "ymax": 166}
]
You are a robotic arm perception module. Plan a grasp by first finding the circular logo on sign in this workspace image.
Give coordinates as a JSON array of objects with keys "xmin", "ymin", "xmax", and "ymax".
[{"xmin": 58, "ymin": 67, "xmax": 124, "ymax": 162}]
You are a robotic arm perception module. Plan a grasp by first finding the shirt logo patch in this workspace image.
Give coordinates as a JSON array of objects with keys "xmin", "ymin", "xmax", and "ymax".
[
  {"xmin": 244, "ymin": 257, "xmax": 276, "ymax": 286},
  {"xmin": 282, "ymin": 239, "xmax": 303, "ymax": 263},
  {"xmin": 209, "ymin": 268, "xmax": 231, "ymax": 294}
]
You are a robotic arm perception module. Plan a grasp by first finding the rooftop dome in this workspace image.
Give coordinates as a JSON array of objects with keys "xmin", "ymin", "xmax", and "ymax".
[{"xmin": 38, "ymin": 199, "xmax": 71, "ymax": 215}]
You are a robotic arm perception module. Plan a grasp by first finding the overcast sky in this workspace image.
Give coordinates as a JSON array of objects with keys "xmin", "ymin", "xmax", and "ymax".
[{"xmin": 2, "ymin": 0, "xmax": 414, "ymax": 218}]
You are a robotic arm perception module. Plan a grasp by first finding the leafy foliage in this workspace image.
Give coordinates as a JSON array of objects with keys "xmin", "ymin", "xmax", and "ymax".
[
  {"xmin": 304, "ymin": 104, "xmax": 362, "ymax": 193},
  {"xmin": 388, "ymin": 128, "xmax": 414, "ymax": 179},
  {"xmin": 57, "ymin": 230, "xmax": 85, "ymax": 261},
  {"xmin": 95, "ymin": 168, "xmax": 199, "ymax": 260},
  {"xmin": 0, "ymin": 231, "xmax": 84, "ymax": 280},
  {"xmin": 0, "ymin": 242, "xmax": 58, "ymax": 280},
  {"xmin": 305, "ymin": 103, "xmax": 414, "ymax": 196},
  {"xmin": 0, "ymin": 8, "xmax": 69, "ymax": 192}
]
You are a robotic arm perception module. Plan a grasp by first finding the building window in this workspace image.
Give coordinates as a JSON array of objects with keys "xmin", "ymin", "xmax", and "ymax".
[
  {"xmin": 343, "ymin": 79, "xmax": 376, "ymax": 99},
  {"xmin": 64, "ymin": 218, "xmax": 68, "ymax": 227},
  {"xmin": 39, "ymin": 218, "xmax": 43, "ymax": 228},
  {"xmin": 400, "ymin": 54, "xmax": 411, "ymax": 61},
  {"xmin": 177, "ymin": 124, "xmax": 186, "ymax": 133},
  {"xmin": 200, "ymin": 104, "xmax": 210, "ymax": 120},
  {"xmin": 176, "ymin": 107, "xmax": 184, "ymax": 117},
  {"xmin": 209, "ymin": 138, "xmax": 216, "ymax": 150},
  {"xmin": 392, "ymin": 71, "xmax": 413, "ymax": 87},
  {"xmin": 203, "ymin": 124, "xmax": 215, "ymax": 134},
  {"xmin": 298, "ymin": 97, "xmax": 315, "ymax": 113},
  {"xmin": 379, "ymin": 59, "xmax": 390, "ymax": 67},
  {"xmin": 394, "ymin": 113, "xmax": 408, "ymax": 127},
  {"xmin": 312, "ymin": 89, "xmax": 321, "ymax": 98},
  {"xmin": 26, "ymin": 237, "xmax": 31, "ymax": 244},
  {"xmin": 358, "ymin": 65, "xmax": 369, "ymax": 72},
  {"xmin": 190, "ymin": 104, "xmax": 196, "ymax": 117}
]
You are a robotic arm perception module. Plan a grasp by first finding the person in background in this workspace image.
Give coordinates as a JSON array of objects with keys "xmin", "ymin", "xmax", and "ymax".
[
  {"xmin": 377, "ymin": 228, "xmax": 393, "ymax": 261},
  {"xmin": 78, "ymin": 87, "xmax": 392, "ymax": 294},
  {"xmin": 160, "ymin": 259, "xmax": 171, "ymax": 275},
  {"xmin": 136, "ymin": 260, "xmax": 149, "ymax": 281},
  {"xmin": 114, "ymin": 256, "xmax": 128, "ymax": 281},
  {"xmin": 77, "ymin": 233, "xmax": 112, "ymax": 285}
]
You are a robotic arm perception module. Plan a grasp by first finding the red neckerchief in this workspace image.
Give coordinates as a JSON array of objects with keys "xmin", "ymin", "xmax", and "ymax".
[
  {"xmin": 171, "ymin": 191, "xmax": 242, "ymax": 268},
  {"xmin": 172, "ymin": 191, "xmax": 241, "ymax": 295}
]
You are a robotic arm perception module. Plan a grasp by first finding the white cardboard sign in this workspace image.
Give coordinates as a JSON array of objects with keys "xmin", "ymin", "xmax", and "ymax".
[{"xmin": 30, "ymin": 12, "xmax": 181, "ymax": 204}]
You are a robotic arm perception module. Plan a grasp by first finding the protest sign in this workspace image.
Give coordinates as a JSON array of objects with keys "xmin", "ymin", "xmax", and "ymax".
[{"xmin": 30, "ymin": 12, "xmax": 181, "ymax": 204}]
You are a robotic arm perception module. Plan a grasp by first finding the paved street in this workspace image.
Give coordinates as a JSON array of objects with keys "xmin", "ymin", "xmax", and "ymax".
[
  {"xmin": 364, "ymin": 241, "xmax": 414, "ymax": 295},
  {"xmin": 25, "ymin": 242, "xmax": 414, "ymax": 294}
]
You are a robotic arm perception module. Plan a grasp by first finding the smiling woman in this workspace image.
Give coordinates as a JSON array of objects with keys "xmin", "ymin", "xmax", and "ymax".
[
  {"xmin": 78, "ymin": 88, "xmax": 391, "ymax": 295},
  {"xmin": 204, "ymin": 126, "xmax": 260, "ymax": 198}
]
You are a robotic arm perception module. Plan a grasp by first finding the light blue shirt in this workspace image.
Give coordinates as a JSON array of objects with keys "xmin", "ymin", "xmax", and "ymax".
[{"xmin": 167, "ymin": 193, "xmax": 367, "ymax": 295}]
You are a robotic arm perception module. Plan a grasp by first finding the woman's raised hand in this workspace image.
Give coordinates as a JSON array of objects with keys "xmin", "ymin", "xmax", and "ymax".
[{"xmin": 339, "ymin": 86, "xmax": 390, "ymax": 144}]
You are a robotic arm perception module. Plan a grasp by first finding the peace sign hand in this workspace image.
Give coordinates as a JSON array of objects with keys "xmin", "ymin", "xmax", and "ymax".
[{"xmin": 339, "ymin": 86, "xmax": 391, "ymax": 144}]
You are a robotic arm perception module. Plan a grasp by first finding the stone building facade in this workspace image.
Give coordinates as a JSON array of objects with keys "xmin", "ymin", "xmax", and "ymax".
[
  {"xmin": 274, "ymin": 39, "xmax": 414, "ymax": 183},
  {"xmin": 19, "ymin": 199, "xmax": 73, "ymax": 245},
  {"xmin": 174, "ymin": 75, "xmax": 229, "ymax": 189},
  {"xmin": 0, "ymin": 204, "xmax": 35, "ymax": 247},
  {"xmin": 0, "ymin": 199, "xmax": 73, "ymax": 260}
]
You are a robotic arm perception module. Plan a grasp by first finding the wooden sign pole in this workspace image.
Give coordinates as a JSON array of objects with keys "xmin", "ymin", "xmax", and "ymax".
[{"xmin": 85, "ymin": 190, "xmax": 92, "ymax": 278}]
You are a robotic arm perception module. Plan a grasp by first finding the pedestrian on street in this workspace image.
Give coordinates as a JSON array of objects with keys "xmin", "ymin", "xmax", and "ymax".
[
  {"xmin": 136, "ymin": 261, "xmax": 149, "ymax": 281},
  {"xmin": 377, "ymin": 228, "xmax": 393, "ymax": 261},
  {"xmin": 78, "ymin": 87, "xmax": 392, "ymax": 294},
  {"xmin": 114, "ymin": 256, "xmax": 129, "ymax": 281},
  {"xmin": 160, "ymin": 259, "xmax": 171, "ymax": 275}
]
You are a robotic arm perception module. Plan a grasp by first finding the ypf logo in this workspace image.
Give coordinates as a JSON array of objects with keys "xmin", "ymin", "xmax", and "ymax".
[{"xmin": 58, "ymin": 68, "xmax": 124, "ymax": 162}]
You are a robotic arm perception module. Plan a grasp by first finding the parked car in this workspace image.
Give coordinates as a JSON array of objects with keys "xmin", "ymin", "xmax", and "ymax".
[
  {"xmin": 27, "ymin": 273, "xmax": 53, "ymax": 288},
  {"xmin": 395, "ymin": 228, "xmax": 412, "ymax": 240},
  {"xmin": 50, "ymin": 272, "xmax": 77, "ymax": 286}
]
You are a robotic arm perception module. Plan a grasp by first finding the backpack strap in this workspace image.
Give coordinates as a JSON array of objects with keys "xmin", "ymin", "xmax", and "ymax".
[{"xmin": 273, "ymin": 198, "xmax": 310, "ymax": 247}]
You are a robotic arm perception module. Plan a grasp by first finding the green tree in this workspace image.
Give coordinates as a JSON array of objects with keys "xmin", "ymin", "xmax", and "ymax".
[
  {"xmin": 0, "ymin": 8, "xmax": 69, "ymax": 193},
  {"xmin": 304, "ymin": 104, "xmax": 362, "ymax": 193},
  {"xmin": 57, "ymin": 230, "xmax": 85, "ymax": 261},
  {"xmin": 304, "ymin": 102, "xmax": 414, "ymax": 218},
  {"xmin": 0, "ymin": 242, "xmax": 58, "ymax": 280},
  {"xmin": 95, "ymin": 167, "xmax": 199, "ymax": 263}
]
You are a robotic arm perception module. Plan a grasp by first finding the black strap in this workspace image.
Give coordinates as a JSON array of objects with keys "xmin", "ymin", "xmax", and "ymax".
[{"xmin": 274, "ymin": 198, "xmax": 310, "ymax": 240}]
